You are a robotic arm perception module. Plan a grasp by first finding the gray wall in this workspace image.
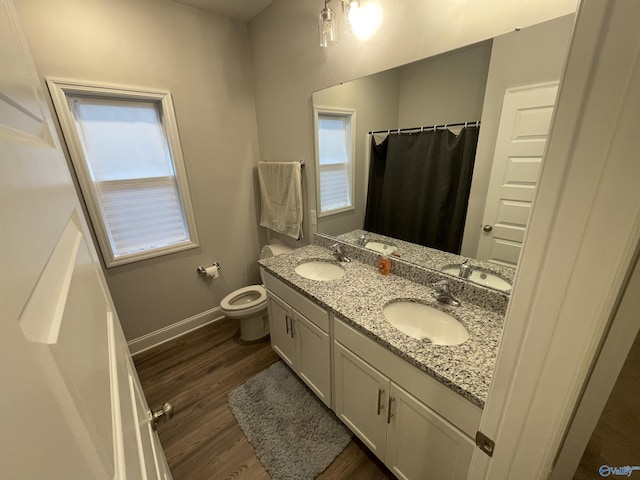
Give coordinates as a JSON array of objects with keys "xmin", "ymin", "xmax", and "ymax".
[
  {"xmin": 460, "ymin": 14, "xmax": 575, "ymax": 257},
  {"xmin": 248, "ymin": 0, "xmax": 578, "ymax": 244},
  {"xmin": 397, "ymin": 41, "xmax": 492, "ymax": 128},
  {"xmin": 13, "ymin": 0, "xmax": 577, "ymax": 341},
  {"xmin": 15, "ymin": 0, "xmax": 262, "ymax": 340}
]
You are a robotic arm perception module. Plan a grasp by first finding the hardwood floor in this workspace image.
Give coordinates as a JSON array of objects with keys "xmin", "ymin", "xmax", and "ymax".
[{"xmin": 134, "ymin": 318, "xmax": 395, "ymax": 480}]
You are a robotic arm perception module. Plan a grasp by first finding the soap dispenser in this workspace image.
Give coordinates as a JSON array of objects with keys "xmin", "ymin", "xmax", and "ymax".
[{"xmin": 378, "ymin": 255, "xmax": 391, "ymax": 275}]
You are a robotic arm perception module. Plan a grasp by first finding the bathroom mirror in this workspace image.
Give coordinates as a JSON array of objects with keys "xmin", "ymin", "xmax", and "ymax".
[{"xmin": 313, "ymin": 14, "xmax": 574, "ymax": 288}]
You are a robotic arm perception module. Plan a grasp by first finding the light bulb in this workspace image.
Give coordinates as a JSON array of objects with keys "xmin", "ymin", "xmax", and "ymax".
[{"xmin": 348, "ymin": 1, "xmax": 382, "ymax": 40}]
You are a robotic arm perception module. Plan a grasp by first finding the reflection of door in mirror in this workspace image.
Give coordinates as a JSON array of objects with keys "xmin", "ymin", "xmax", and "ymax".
[{"xmin": 476, "ymin": 82, "xmax": 558, "ymax": 267}]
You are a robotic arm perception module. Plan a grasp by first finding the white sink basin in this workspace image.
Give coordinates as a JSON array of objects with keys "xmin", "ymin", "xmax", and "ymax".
[
  {"xmin": 442, "ymin": 266, "xmax": 511, "ymax": 292},
  {"xmin": 295, "ymin": 261, "xmax": 346, "ymax": 281},
  {"xmin": 383, "ymin": 301, "xmax": 469, "ymax": 345},
  {"xmin": 365, "ymin": 241, "xmax": 398, "ymax": 255}
]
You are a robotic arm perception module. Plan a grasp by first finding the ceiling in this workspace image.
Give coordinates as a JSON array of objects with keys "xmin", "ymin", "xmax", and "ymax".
[{"xmin": 172, "ymin": 0, "xmax": 276, "ymax": 21}]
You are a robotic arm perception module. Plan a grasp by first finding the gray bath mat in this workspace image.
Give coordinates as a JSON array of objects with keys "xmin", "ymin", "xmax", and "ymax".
[{"xmin": 228, "ymin": 361, "xmax": 352, "ymax": 479}]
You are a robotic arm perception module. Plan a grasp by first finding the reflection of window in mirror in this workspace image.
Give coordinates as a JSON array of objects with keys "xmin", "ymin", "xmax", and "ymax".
[{"xmin": 313, "ymin": 106, "xmax": 356, "ymax": 217}]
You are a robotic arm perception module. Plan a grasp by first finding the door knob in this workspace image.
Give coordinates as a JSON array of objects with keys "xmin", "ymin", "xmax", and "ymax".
[
  {"xmin": 483, "ymin": 225, "xmax": 493, "ymax": 232},
  {"xmin": 150, "ymin": 402, "xmax": 174, "ymax": 430}
]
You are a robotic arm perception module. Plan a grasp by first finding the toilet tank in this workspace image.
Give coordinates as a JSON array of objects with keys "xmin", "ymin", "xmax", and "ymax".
[{"xmin": 259, "ymin": 243, "xmax": 293, "ymax": 284}]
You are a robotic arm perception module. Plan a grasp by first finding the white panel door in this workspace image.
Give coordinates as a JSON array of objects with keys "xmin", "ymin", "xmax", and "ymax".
[
  {"xmin": 0, "ymin": 1, "xmax": 172, "ymax": 478},
  {"xmin": 476, "ymin": 83, "xmax": 558, "ymax": 266}
]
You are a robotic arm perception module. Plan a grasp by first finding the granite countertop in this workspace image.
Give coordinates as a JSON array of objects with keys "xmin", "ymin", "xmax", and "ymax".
[{"xmin": 259, "ymin": 244, "xmax": 505, "ymax": 409}]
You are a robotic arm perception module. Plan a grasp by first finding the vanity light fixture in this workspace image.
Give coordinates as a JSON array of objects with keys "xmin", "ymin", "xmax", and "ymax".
[
  {"xmin": 318, "ymin": 0, "xmax": 337, "ymax": 48},
  {"xmin": 346, "ymin": 0, "xmax": 382, "ymax": 40},
  {"xmin": 319, "ymin": 0, "xmax": 381, "ymax": 47},
  {"xmin": 342, "ymin": 0, "xmax": 360, "ymax": 25}
]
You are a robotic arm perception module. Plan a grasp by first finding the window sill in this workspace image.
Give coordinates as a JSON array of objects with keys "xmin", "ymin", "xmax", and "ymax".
[
  {"xmin": 318, "ymin": 206, "xmax": 355, "ymax": 218},
  {"xmin": 105, "ymin": 240, "xmax": 199, "ymax": 268}
]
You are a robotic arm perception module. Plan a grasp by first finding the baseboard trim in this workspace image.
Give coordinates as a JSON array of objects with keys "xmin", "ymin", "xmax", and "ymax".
[{"xmin": 128, "ymin": 307, "xmax": 225, "ymax": 356}]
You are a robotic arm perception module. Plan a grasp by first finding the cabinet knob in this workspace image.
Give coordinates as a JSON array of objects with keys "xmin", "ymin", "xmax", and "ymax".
[{"xmin": 483, "ymin": 224, "xmax": 493, "ymax": 232}]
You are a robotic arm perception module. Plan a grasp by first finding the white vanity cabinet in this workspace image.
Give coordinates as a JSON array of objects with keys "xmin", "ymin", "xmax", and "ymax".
[
  {"xmin": 334, "ymin": 318, "xmax": 480, "ymax": 480},
  {"xmin": 261, "ymin": 266, "xmax": 483, "ymax": 479},
  {"xmin": 262, "ymin": 270, "xmax": 332, "ymax": 407}
]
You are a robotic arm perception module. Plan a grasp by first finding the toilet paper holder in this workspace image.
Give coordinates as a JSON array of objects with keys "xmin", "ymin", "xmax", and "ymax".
[{"xmin": 196, "ymin": 262, "xmax": 221, "ymax": 276}]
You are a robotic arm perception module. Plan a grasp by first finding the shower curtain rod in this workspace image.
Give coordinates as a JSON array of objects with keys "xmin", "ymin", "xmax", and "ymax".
[{"xmin": 368, "ymin": 120, "xmax": 480, "ymax": 135}]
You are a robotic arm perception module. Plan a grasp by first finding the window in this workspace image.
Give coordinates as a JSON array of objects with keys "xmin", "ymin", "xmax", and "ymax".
[
  {"xmin": 47, "ymin": 79, "xmax": 198, "ymax": 267},
  {"xmin": 314, "ymin": 107, "xmax": 356, "ymax": 216}
]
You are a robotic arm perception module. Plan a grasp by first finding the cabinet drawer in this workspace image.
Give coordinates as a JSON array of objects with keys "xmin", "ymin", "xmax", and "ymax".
[
  {"xmin": 334, "ymin": 318, "xmax": 482, "ymax": 439},
  {"xmin": 262, "ymin": 270, "xmax": 329, "ymax": 332}
]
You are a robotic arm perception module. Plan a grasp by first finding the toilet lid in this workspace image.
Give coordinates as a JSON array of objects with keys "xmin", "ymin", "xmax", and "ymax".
[{"xmin": 220, "ymin": 285, "xmax": 267, "ymax": 312}]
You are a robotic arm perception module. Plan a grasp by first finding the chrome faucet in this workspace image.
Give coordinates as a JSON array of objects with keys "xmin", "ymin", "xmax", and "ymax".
[
  {"xmin": 329, "ymin": 243, "xmax": 351, "ymax": 263},
  {"xmin": 459, "ymin": 259, "xmax": 473, "ymax": 279},
  {"xmin": 432, "ymin": 280, "xmax": 461, "ymax": 306}
]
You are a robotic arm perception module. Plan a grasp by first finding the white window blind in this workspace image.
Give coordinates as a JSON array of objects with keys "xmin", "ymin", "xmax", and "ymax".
[
  {"xmin": 47, "ymin": 79, "xmax": 198, "ymax": 267},
  {"xmin": 317, "ymin": 112, "xmax": 354, "ymax": 215},
  {"xmin": 97, "ymin": 177, "xmax": 187, "ymax": 254}
]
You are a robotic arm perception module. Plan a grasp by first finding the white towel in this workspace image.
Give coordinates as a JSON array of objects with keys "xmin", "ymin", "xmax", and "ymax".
[{"xmin": 258, "ymin": 161, "xmax": 303, "ymax": 240}]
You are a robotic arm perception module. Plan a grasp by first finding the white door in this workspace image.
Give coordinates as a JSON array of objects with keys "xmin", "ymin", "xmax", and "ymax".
[
  {"xmin": 476, "ymin": 82, "xmax": 558, "ymax": 266},
  {"xmin": 0, "ymin": 1, "xmax": 172, "ymax": 478}
]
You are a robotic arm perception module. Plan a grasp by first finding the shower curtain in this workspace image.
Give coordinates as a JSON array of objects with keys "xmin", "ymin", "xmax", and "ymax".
[{"xmin": 363, "ymin": 126, "xmax": 479, "ymax": 254}]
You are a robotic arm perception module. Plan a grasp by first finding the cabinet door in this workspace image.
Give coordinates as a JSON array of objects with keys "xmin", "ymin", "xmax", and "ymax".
[
  {"xmin": 267, "ymin": 293, "xmax": 296, "ymax": 368},
  {"xmin": 385, "ymin": 383, "xmax": 474, "ymax": 480},
  {"xmin": 294, "ymin": 313, "xmax": 331, "ymax": 407},
  {"xmin": 334, "ymin": 342, "xmax": 389, "ymax": 460}
]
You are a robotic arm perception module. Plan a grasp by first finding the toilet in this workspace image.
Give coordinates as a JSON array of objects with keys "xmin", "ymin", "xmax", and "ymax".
[{"xmin": 220, "ymin": 243, "xmax": 292, "ymax": 341}]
